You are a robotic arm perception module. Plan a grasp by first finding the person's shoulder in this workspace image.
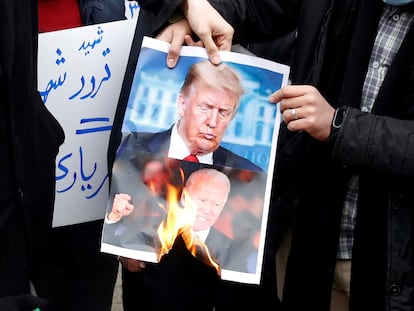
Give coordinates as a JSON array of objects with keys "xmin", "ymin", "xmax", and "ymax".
[
  {"xmin": 122, "ymin": 129, "xmax": 168, "ymax": 144},
  {"xmin": 214, "ymin": 146, "xmax": 263, "ymax": 172},
  {"xmin": 119, "ymin": 128, "xmax": 172, "ymax": 155},
  {"xmin": 210, "ymin": 227, "xmax": 231, "ymax": 241}
]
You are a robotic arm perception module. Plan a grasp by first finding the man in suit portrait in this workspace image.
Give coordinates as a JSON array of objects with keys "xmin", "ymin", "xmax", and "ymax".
[
  {"xmin": 120, "ymin": 59, "xmax": 263, "ymax": 172},
  {"xmin": 104, "ymin": 167, "xmax": 246, "ymax": 311},
  {"xmin": 102, "ymin": 58, "xmax": 269, "ymax": 311},
  {"xmin": 105, "ymin": 167, "xmax": 234, "ymax": 269}
]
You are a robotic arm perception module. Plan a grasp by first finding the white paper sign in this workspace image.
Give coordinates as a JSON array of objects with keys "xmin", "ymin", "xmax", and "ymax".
[{"xmin": 38, "ymin": 17, "xmax": 138, "ymax": 227}]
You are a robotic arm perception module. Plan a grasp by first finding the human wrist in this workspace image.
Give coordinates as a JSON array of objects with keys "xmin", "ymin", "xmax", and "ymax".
[{"xmin": 106, "ymin": 212, "xmax": 120, "ymax": 223}]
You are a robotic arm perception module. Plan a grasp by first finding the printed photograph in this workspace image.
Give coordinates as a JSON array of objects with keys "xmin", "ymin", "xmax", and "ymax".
[{"xmin": 101, "ymin": 36, "xmax": 290, "ymax": 284}]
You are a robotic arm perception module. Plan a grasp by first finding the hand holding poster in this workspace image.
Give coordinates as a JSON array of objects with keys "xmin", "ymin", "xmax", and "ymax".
[{"xmin": 101, "ymin": 36, "xmax": 290, "ymax": 284}]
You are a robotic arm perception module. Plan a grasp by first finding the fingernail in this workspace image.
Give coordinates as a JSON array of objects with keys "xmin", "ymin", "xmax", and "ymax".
[
  {"xmin": 167, "ymin": 58, "xmax": 175, "ymax": 67},
  {"xmin": 212, "ymin": 55, "xmax": 221, "ymax": 64}
]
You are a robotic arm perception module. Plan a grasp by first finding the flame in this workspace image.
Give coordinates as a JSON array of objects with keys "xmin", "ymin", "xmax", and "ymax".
[
  {"xmin": 155, "ymin": 167, "xmax": 221, "ymax": 275},
  {"xmin": 147, "ymin": 181, "xmax": 156, "ymax": 194}
]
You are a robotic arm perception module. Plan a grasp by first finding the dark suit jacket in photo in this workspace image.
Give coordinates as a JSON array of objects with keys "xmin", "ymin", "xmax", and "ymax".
[{"xmin": 120, "ymin": 126, "xmax": 264, "ymax": 172}]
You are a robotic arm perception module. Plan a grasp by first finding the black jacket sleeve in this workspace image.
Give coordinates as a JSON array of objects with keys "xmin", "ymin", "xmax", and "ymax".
[
  {"xmin": 209, "ymin": 0, "xmax": 300, "ymax": 43},
  {"xmin": 137, "ymin": 0, "xmax": 300, "ymax": 43}
]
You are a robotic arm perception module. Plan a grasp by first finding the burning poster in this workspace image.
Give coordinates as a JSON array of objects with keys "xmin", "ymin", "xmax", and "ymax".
[{"xmin": 101, "ymin": 36, "xmax": 290, "ymax": 284}]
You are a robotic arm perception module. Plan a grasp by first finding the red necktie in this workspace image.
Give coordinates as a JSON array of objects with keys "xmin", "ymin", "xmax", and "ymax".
[{"xmin": 183, "ymin": 154, "xmax": 199, "ymax": 163}]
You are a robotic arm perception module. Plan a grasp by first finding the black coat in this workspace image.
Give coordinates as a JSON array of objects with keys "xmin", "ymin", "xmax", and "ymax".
[
  {"xmin": 0, "ymin": 0, "xmax": 64, "ymax": 297},
  {"xmin": 137, "ymin": 0, "xmax": 414, "ymax": 310}
]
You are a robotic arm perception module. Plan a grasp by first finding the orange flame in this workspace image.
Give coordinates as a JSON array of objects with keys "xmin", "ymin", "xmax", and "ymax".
[
  {"xmin": 155, "ymin": 167, "xmax": 221, "ymax": 275},
  {"xmin": 147, "ymin": 181, "xmax": 156, "ymax": 194}
]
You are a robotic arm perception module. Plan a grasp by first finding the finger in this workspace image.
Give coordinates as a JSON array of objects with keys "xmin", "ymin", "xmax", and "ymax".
[
  {"xmin": 156, "ymin": 28, "xmax": 172, "ymax": 42},
  {"xmin": 282, "ymin": 108, "xmax": 293, "ymax": 124},
  {"xmin": 124, "ymin": 203, "xmax": 134, "ymax": 214},
  {"xmin": 198, "ymin": 34, "xmax": 221, "ymax": 65},
  {"xmin": 269, "ymin": 87, "xmax": 294, "ymax": 104},
  {"xmin": 286, "ymin": 119, "xmax": 301, "ymax": 132},
  {"xmin": 166, "ymin": 32, "xmax": 186, "ymax": 68},
  {"xmin": 117, "ymin": 193, "xmax": 131, "ymax": 201},
  {"xmin": 282, "ymin": 110, "xmax": 302, "ymax": 130},
  {"xmin": 290, "ymin": 107, "xmax": 299, "ymax": 120},
  {"xmin": 184, "ymin": 35, "xmax": 204, "ymax": 47},
  {"xmin": 270, "ymin": 85, "xmax": 309, "ymax": 103},
  {"xmin": 215, "ymin": 34, "xmax": 233, "ymax": 51},
  {"xmin": 121, "ymin": 258, "xmax": 146, "ymax": 272},
  {"xmin": 119, "ymin": 202, "xmax": 133, "ymax": 215},
  {"xmin": 280, "ymin": 100, "xmax": 300, "ymax": 115},
  {"xmin": 134, "ymin": 260, "xmax": 147, "ymax": 272},
  {"xmin": 113, "ymin": 197, "xmax": 125, "ymax": 210},
  {"xmin": 283, "ymin": 85, "xmax": 315, "ymax": 99},
  {"xmin": 269, "ymin": 89, "xmax": 283, "ymax": 104}
]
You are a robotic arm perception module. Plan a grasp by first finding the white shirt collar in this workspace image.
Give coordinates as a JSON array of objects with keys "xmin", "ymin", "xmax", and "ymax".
[
  {"xmin": 168, "ymin": 123, "xmax": 213, "ymax": 164},
  {"xmin": 194, "ymin": 227, "xmax": 210, "ymax": 242}
]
